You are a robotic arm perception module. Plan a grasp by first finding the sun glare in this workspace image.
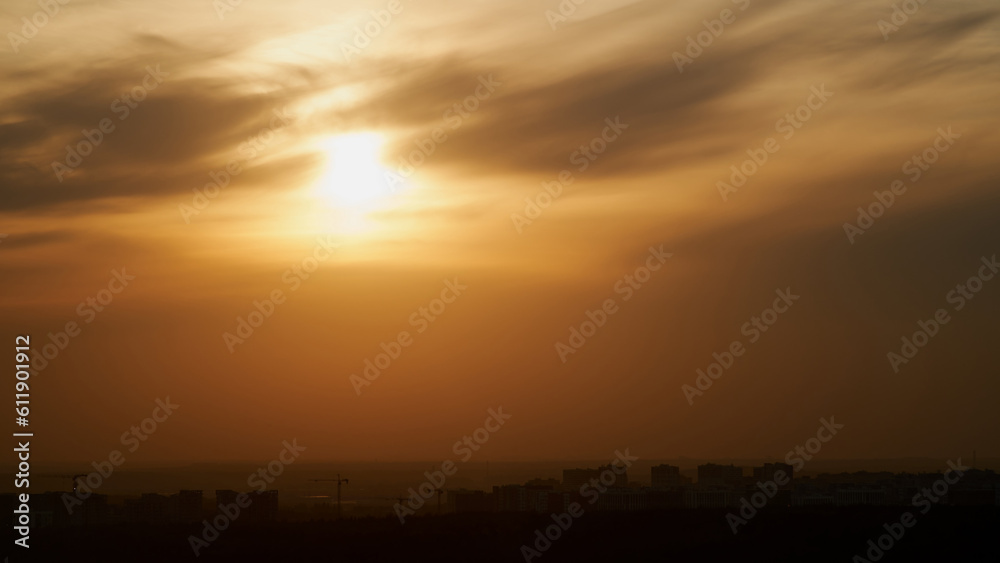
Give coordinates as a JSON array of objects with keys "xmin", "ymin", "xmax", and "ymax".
[{"xmin": 313, "ymin": 133, "xmax": 394, "ymax": 210}]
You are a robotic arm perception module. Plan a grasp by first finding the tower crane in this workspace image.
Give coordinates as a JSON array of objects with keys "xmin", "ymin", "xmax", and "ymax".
[{"xmin": 309, "ymin": 474, "xmax": 349, "ymax": 518}]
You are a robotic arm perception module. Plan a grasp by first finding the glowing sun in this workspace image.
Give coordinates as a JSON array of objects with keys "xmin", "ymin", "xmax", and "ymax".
[{"xmin": 313, "ymin": 133, "xmax": 394, "ymax": 209}]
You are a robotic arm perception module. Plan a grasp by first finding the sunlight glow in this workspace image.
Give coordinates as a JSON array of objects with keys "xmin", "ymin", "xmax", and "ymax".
[{"xmin": 313, "ymin": 133, "xmax": 394, "ymax": 210}]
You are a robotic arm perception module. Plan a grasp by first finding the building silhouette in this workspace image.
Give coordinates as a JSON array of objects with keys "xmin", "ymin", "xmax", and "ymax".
[
  {"xmin": 753, "ymin": 463, "xmax": 794, "ymax": 488},
  {"xmin": 651, "ymin": 464, "xmax": 690, "ymax": 489},
  {"xmin": 697, "ymin": 463, "xmax": 743, "ymax": 488}
]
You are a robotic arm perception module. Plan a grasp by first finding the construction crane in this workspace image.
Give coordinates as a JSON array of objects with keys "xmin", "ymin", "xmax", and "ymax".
[{"xmin": 309, "ymin": 474, "xmax": 349, "ymax": 518}]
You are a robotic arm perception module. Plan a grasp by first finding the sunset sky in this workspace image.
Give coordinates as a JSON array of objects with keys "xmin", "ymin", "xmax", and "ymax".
[{"xmin": 2, "ymin": 0, "xmax": 998, "ymax": 465}]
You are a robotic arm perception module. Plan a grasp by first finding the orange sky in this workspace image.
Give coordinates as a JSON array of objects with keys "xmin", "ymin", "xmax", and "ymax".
[{"xmin": 1, "ymin": 0, "xmax": 999, "ymax": 464}]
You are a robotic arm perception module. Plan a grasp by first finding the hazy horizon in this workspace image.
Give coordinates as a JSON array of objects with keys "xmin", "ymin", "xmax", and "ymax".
[{"xmin": 3, "ymin": 0, "xmax": 998, "ymax": 467}]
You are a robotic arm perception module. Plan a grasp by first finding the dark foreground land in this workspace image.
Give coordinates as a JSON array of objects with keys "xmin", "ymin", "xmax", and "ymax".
[{"xmin": 21, "ymin": 506, "xmax": 1000, "ymax": 563}]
